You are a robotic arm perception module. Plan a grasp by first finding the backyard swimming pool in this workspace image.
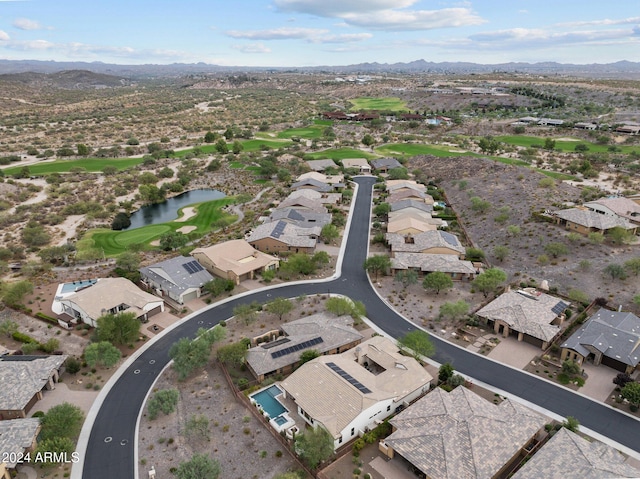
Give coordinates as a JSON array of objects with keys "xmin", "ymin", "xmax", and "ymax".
[
  {"xmin": 60, "ymin": 279, "xmax": 97, "ymax": 294},
  {"xmin": 250, "ymin": 384, "xmax": 287, "ymax": 418}
]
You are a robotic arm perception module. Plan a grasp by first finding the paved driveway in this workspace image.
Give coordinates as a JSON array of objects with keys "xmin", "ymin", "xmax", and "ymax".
[
  {"xmin": 581, "ymin": 362, "xmax": 617, "ymax": 402},
  {"xmin": 486, "ymin": 335, "xmax": 540, "ymax": 369},
  {"xmin": 31, "ymin": 382, "xmax": 98, "ymax": 416}
]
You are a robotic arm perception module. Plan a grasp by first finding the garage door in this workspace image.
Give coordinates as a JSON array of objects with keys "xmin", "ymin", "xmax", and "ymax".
[{"xmin": 181, "ymin": 290, "xmax": 198, "ymax": 303}]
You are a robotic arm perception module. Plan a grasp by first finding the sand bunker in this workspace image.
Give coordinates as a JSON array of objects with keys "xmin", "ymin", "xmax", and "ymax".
[
  {"xmin": 175, "ymin": 207, "xmax": 196, "ymax": 222},
  {"xmin": 176, "ymin": 225, "xmax": 197, "ymax": 234}
]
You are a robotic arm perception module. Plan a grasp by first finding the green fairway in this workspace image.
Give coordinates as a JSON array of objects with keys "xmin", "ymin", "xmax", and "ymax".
[
  {"xmin": 376, "ymin": 143, "xmax": 476, "ymax": 158},
  {"xmin": 4, "ymin": 157, "xmax": 144, "ymax": 176},
  {"xmin": 496, "ymin": 135, "xmax": 639, "ymax": 154},
  {"xmin": 277, "ymin": 125, "xmax": 325, "ymax": 140},
  {"xmin": 307, "ymin": 148, "xmax": 378, "ymax": 160},
  {"xmin": 349, "ymin": 97, "xmax": 408, "ymax": 112},
  {"xmin": 77, "ymin": 197, "xmax": 236, "ymax": 257}
]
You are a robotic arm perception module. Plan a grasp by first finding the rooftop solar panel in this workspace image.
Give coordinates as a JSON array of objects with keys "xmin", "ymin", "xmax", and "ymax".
[
  {"xmin": 441, "ymin": 232, "xmax": 459, "ymax": 247},
  {"xmin": 326, "ymin": 362, "xmax": 372, "ymax": 394},
  {"xmin": 552, "ymin": 301, "xmax": 569, "ymax": 315},
  {"xmin": 270, "ymin": 337, "xmax": 323, "ymax": 359}
]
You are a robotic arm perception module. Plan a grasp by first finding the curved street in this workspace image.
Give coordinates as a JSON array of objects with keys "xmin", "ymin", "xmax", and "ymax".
[{"xmin": 76, "ymin": 176, "xmax": 640, "ymax": 479}]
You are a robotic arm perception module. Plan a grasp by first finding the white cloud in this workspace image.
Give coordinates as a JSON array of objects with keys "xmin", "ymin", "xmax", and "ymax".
[
  {"xmin": 274, "ymin": 0, "xmax": 416, "ymax": 17},
  {"xmin": 343, "ymin": 7, "xmax": 485, "ymax": 30},
  {"xmin": 558, "ymin": 17, "xmax": 640, "ymax": 28},
  {"xmin": 0, "ymin": 30, "xmax": 9, "ymax": 41},
  {"xmin": 231, "ymin": 43, "xmax": 271, "ymax": 53},
  {"xmin": 316, "ymin": 33, "xmax": 372, "ymax": 43},
  {"xmin": 13, "ymin": 18, "xmax": 44, "ymax": 31},
  {"xmin": 226, "ymin": 27, "xmax": 328, "ymax": 40},
  {"xmin": 469, "ymin": 27, "xmax": 631, "ymax": 46}
]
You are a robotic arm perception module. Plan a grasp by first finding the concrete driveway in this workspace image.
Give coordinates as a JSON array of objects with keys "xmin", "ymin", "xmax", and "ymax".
[
  {"xmin": 581, "ymin": 362, "xmax": 617, "ymax": 402},
  {"xmin": 30, "ymin": 382, "xmax": 98, "ymax": 416},
  {"xmin": 486, "ymin": 335, "xmax": 540, "ymax": 369}
]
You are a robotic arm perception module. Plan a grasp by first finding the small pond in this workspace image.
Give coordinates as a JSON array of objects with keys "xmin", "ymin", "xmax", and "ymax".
[{"xmin": 126, "ymin": 189, "xmax": 225, "ymax": 229}]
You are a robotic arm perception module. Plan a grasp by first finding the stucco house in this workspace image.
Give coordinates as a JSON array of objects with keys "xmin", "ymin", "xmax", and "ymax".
[
  {"xmin": 306, "ymin": 159, "xmax": 337, "ymax": 172},
  {"xmin": 584, "ymin": 197, "xmax": 640, "ymax": 225},
  {"xmin": 139, "ymin": 255, "xmax": 214, "ymax": 304},
  {"xmin": 247, "ymin": 220, "xmax": 320, "ymax": 254},
  {"xmin": 512, "ymin": 427, "xmax": 640, "ymax": 479},
  {"xmin": 341, "ymin": 158, "xmax": 371, "ymax": 174},
  {"xmin": 370, "ymin": 157, "xmax": 402, "ymax": 173},
  {"xmin": 246, "ymin": 313, "xmax": 363, "ymax": 382},
  {"xmin": 278, "ymin": 195, "xmax": 329, "ymax": 213},
  {"xmin": 290, "ymin": 177, "xmax": 333, "ymax": 193},
  {"xmin": 386, "ymin": 217, "xmax": 439, "ymax": 235},
  {"xmin": 191, "ymin": 240, "xmax": 279, "ymax": 285},
  {"xmin": 268, "ymin": 207, "xmax": 332, "ymax": 229},
  {"xmin": 387, "ymin": 189, "xmax": 432, "ymax": 205},
  {"xmin": 476, "ymin": 289, "xmax": 570, "ymax": 349},
  {"xmin": 386, "ymin": 230, "xmax": 465, "ymax": 258},
  {"xmin": 0, "ymin": 355, "xmax": 67, "ymax": 420},
  {"xmin": 280, "ymin": 336, "xmax": 432, "ymax": 449},
  {"xmin": 0, "ymin": 418, "xmax": 41, "ymax": 473},
  {"xmin": 296, "ymin": 171, "xmax": 344, "ymax": 186},
  {"xmin": 380, "ymin": 386, "xmax": 547, "ymax": 479},
  {"xmin": 285, "ymin": 189, "xmax": 341, "ymax": 206},
  {"xmin": 390, "ymin": 198, "xmax": 434, "ymax": 215},
  {"xmin": 58, "ymin": 277, "xmax": 164, "ymax": 327},
  {"xmin": 553, "ymin": 207, "xmax": 637, "ymax": 236},
  {"xmin": 390, "ymin": 253, "xmax": 478, "ymax": 280},
  {"xmin": 386, "ymin": 181, "xmax": 426, "ymax": 195},
  {"xmin": 561, "ymin": 308, "xmax": 640, "ymax": 373}
]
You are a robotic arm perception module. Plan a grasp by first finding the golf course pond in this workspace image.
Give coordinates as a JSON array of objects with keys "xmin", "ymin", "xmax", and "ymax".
[{"xmin": 126, "ymin": 189, "xmax": 226, "ymax": 229}]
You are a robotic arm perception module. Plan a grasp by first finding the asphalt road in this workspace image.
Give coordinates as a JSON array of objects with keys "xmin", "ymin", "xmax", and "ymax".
[{"xmin": 78, "ymin": 176, "xmax": 640, "ymax": 479}]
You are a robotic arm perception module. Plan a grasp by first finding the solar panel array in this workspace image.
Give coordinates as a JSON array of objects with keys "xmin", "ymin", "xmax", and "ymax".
[
  {"xmin": 326, "ymin": 362, "xmax": 372, "ymax": 394},
  {"xmin": 262, "ymin": 338, "xmax": 291, "ymax": 349},
  {"xmin": 270, "ymin": 337, "xmax": 323, "ymax": 358},
  {"xmin": 271, "ymin": 221, "xmax": 287, "ymax": 239},
  {"xmin": 552, "ymin": 301, "xmax": 569, "ymax": 315},
  {"xmin": 441, "ymin": 231, "xmax": 459, "ymax": 247},
  {"xmin": 183, "ymin": 260, "xmax": 204, "ymax": 275}
]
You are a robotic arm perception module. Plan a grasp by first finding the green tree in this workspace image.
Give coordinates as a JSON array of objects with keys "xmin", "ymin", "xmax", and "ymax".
[
  {"xmin": 621, "ymin": 382, "xmax": 640, "ymax": 408},
  {"xmin": 493, "ymin": 245, "xmax": 510, "ymax": 262},
  {"xmin": 175, "ymin": 453, "xmax": 221, "ymax": 479},
  {"xmin": 544, "ymin": 242, "xmax": 569, "ymax": 258},
  {"xmin": 184, "ymin": 414, "xmax": 210, "ymax": 442},
  {"xmin": 295, "ymin": 426, "xmax": 334, "ymax": 469},
  {"xmin": 21, "ymin": 221, "xmax": 51, "ymax": 247},
  {"xmin": 361, "ymin": 134, "xmax": 375, "ymax": 147},
  {"xmin": 0, "ymin": 319, "xmax": 18, "ymax": 338},
  {"xmin": 264, "ymin": 297, "xmax": 293, "ymax": 321},
  {"xmin": 40, "ymin": 402, "xmax": 84, "ymax": 441},
  {"xmin": 147, "ymin": 388, "xmax": 179, "ymax": 420},
  {"xmin": 326, "ymin": 296, "xmax": 354, "ymax": 317},
  {"xmin": 364, "ymin": 255, "xmax": 391, "ymax": 281},
  {"xmin": 203, "ymin": 278, "xmax": 235, "ymax": 297},
  {"xmin": 96, "ymin": 311, "xmax": 140, "ymax": 345},
  {"xmin": 84, "ymin": 341, "xmax": 122, "ymax": 368},
  {"xmin": 608, "ymin": 226, "xmax": 632, "ymax": 245},
  {"xmin": 588, "ymin": 232, "xmax": 605, "ymax": 244},
  {"xmin": 233, "ymin": 303, "xmax": 258, "ymax": 325},
  {"xmin": 397, "ymin": 330, "xmax": 435, "ymax": 361},
  {"xmin": 438, "ymin": 363, "xmax": 454, "ymax": 383},
  {"xmin": 320, "ymin": 224, "xmax": 339, "ymax": 244},
  {"xmin": 561, "ymin": 416, "xmax": 580, "ymax": 433},
  {"xmin": 216, "ymin": 340, "xmax": 248, "ymax": 367},
  {"xmin": 111, "ymin": 212, "xmax": 131, "ymax": 230},
  {"xmin": 473, "ymin": 268, "xmax": 507, "ymax": 298},
  {"xmin": 562, "ymin": 360, "xmax": 581, "ymax": 376},
  {"xmin": 387, "ymin": 167, "xmax": 409, "ymax": 180},
  {"xmin": 159, "ymin": 231, "xmax": 188, "ymax": 251},
  {"xmin": 422, "ymin": 271, "xmax": 453, "ymax": 295},
  {"xmin": 624, "ymin": 258, "xmax": 640, "ymax": 276},
  {"xmin": 35, "ymin": 437, "xmax": 76, "ymax": 464},
  {"xmin": 215, "ymin": 139, "xmax": 229, "ymax": 154},
  {"xmin": 470, "ymin": 197, "xmax": 490, "ymax": 213},
  {"xmin": 603, "ymin": 263, "xmax": 627, "ymax": 280},
  {"xmin": 300, "ymin": 349, "xmax": 320, "ymax": 365},
  {"xmin": 170, "ymin": 334, "xmax": 219, "ymax": 381},
  {"xmin": 394, "ymin": 269, "xmax": 418, "ymax": 289},
  {"xmin": 373, "ymin": 202, "xmax": 391, "ymax": 218},
  {"xmin": 232, "ymin": 140, "xmax": 244, "ymax": 154},
  {"xmin": 543, "ymin": 138, "xmax": 556, "ymax": 150},
  {"xmin": 2, "ymin": 281, "xmax": 33, "ymax": 308},
  {"xmin": 138, "ymin": 184, "xmax": 166, "ymax": 204},
  {"xmin": 115, "ymin": 251, "xmax": 140, "ymax": 272},
  {"xmin": 204, "ymin": 131, "xmax": 216, "ymax": 143},
  {"xmin": 439, "ymin": 300, "xmax": 470, "ymax": 321},
  {"xmin": 477, "ymin": 136, "xmax": 500, "ymax": 154},
  {"xmin": 76, "ymin": 143, "xmax": 90, "ymax": 156}
]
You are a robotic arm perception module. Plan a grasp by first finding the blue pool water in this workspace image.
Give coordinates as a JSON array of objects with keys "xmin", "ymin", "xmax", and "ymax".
[
  {"xmin": 273, "ymin": 415, "xmax": 288, "ymax": 426},
  {"xmin": 251, "ymin": 385, "xmax": 287, "ymax": 418},
  {"xmin": 61, "ymin": 279, "xmax": 97, "ymax": 294}
]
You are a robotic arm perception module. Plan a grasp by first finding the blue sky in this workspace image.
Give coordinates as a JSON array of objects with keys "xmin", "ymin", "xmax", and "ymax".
[{"xmin": 0, "ymin": 0, "xmax": 638, "ymax": 66}]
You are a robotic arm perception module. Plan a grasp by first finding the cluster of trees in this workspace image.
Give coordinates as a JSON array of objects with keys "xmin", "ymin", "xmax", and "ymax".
[
  {"xmin": 278, "ymin": 251, "xmax": 330, "ymax": 279},
  {"xmin": 169, "ymin": 325, "xmax": 226, "ymax": 380},
  {"xmin": 35, "ymin": 402, "xmax": 84, "ymax": 464}
]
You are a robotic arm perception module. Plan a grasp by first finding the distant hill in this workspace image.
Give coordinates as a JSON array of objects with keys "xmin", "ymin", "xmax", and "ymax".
[
  {"xmin": 0, "ymin": 69, "xmax": 132, "ymax": 89},
  {"xmin": 0, "ymin": 59, "xmax": 639, "ymax": 79}
]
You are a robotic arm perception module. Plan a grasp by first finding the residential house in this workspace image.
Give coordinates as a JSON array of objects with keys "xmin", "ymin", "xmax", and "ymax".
[
  {"xmin": 0, "ymin": 355, "xmax": 67, "ymax": 420},
  {"xmin": 380, "ymin": 387, "xmax": 547, "ymax": 479},
  {"xmin": 553, "ymin": 207, "xmax": 637, "ymax": 236},
  {"xmin": 386, "ymin": 217, "xmax": 439, "ymax": 235},
  {"xmin": 584, "ymin": 197, "xmax": 640, "ymax": 226},
  {"xmin": 296, "ymin": 171, "xmax": 344, "ymax": 186},
  {"xmin": 139, "ymin": 255, "xmax": 214, "ymax": 304},
  {"xmin": 306, "ymin": 159, "xmax": 338, "ymax": 172},
  {"xmin": 370, "ymin": 157, "xmax": 402, "ymax": 173},
  {"xmin": 0, "ymin": 418, "xmax": 41, "ymax": 472},
  {"xmin": 290, "ymin": 177, "xmax": 333, "ymax": 193},
  {"xmin": 476, "ymin": 289, "xmax": 570, "ymax": 349},
  {"xmin": 390, "ymin": 253, "xmax": 478, "ymax": 280},
  {"xmin": 574, "ymin": 122, "xmax": 598, "ymax": 130},
  {"xmin": 386, "ymin": 180, "xmax": 426, "ymax": 195},
  {"xmin": 58, "ymin": 277, "xmax": 164, "ymax": 327},
  {"xmin": 390, "ymin": 199, "xmax": 434, "ymax": 215},
  {"xmin": 191, "ymin": 240, "xmax": 279, "ymax": 285},
  {"xmin": 387, "ymin": 189, "xmax": 433, "ymax": 205},
  {"xmin": 278, "ymin": 195, "xmax": 329, "ymax": 214},
  {"xmin": 616, "ymin": 125, "xmax": 640, "ymax": 135},
  {"xmin": 247, "ymin": 220, "xmax": 320, "ymax": 254},
  {"xmin": 246, "ymin": 313, "xmax": 363, "ymax": 382},
  {"xmin": 386, "ymin": 230, "xmax": 465, "ymax": 258},
  {"xmin": 388, "ymin": 208, "xmax": 439, "ymax": 225},
  {"xmin": 537, "ymin": 118, "xmax": 564, "ymax": 126},
  {"xmin": 341, "ymin": 158, "xmax": 371, "ymax": 174},
  {"xmin": 268, "ymin": 208, "xmax": 332, "ymax": 229},
  {"xmin": 561, "ymin": 308, "xmax": 640, "ymax": 373},
  {"xmin": 281, "ymin": 336, "xmax": 432, "ymax": 449},
  {"xmin": 285, "ymin": 189, "xmax": 341, "ymax": 207},
  {"xmin": 512, "ymin": 427, "xmax": 640, "ymax": 479}
]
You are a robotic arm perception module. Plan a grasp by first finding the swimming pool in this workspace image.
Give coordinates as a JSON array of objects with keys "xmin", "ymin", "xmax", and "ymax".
[
  {"xmin": 250, "ymin": 384, "xmax": 287, "ymax": 418},
  {"xmin": 273, "ymin": 415, "xmax": 288, "ymax": 426},
  {"xmin": 60, "ymin": 279, "xmax": 97, "ymax": 294}
]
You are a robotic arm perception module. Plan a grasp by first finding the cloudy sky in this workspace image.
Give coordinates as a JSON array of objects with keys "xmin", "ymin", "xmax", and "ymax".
[{"xmin": 0, "ymin": 0, "xmax": 638, "ymax": 66}]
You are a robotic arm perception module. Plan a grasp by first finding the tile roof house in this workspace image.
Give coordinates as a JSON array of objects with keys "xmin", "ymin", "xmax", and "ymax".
[
  {"xmin": 388, "ymin": 208, "xmax": 439, "ymax": 225},
  {"xmin": 512, "ymin": 427, "xmax": 640, "ymax": 479},
  {"xmin": 476, "ymin": 289, "xmax": 570, "ymax": 349},
  {"xmin": 306, "ymin": 159, "xmax": 338, "ymax": 171},
  {"xmin": 58, "ymin": 277, "xmax": 164, "ymax": 327},
  {"xmin": 191, "ymin": 240, "xmax": 279, "ymax": 286},
  {"xmin": 268, "ymin": 207, "xmax": 332, "ymax": 229},
  {"xmin": 0, "ymin": 355, "xmax": 67, "ymax": 420},
  {"xmin": 553, "ymin": 207, "xmax": 637, "ymax": 235},
  {"xmin": 381, "ymin": 386, "xmax": 547, "ymax": 479},
  {"xmin": 246, "ymin": 313, "xmax": 364, "ymax": 381},
  {"xmin": 386, "ymin": 181, "xmax": 426, "ymax": 194},
  {"xmin": 0, "ymin": 418, "xmax": 41, "ymax": 469},
  {"xmin": 296, "ymin": 171, "xmax": 345, "ymax": 186},
  {"xmin": 278, "ymin": 195, "xmax": 329, "ymax": 214},
  {"xmin": 370, "ymin": 157, "xmax": 402, "ymax": 173},
  {"xmin": 390, "ymin": 199, "xmax": 434, "ymax": 214},
  {"xmin": 139, "ymin": 255, "xmax": 214, "ymax": 304},
  {"xmin": 281, "ymin": 336, "xmax": 432, "ymax": 449},
  {"xmin": 561, "ymin": 308, "xmax": 640, "ymax": 374},
  {"xmin": 290, "ymin": 177, "xmax": 333, "ymax": 193},
  {"xmin": 247, "ymin": 220, "xmax": 320, "ymax": 254},
  {"xmin": 584, "ymin": 197, "xmax": 640, "ymax": 225},
  {"xmin": 285, "ymin": 189, "xmax": 341, "ymax": 206},
  {"xmin": 341, "ymin": 158, "xmax": 371, "ymax": 174},
  {"xmin": 386, "ymin": 217, "xmax": 439, "ymax": 235},
  {"xmin": 386, "ymin": 230, "xmax": 465, "ymax": 257},
  {"xmin": 390, "ymin": 253, "xmax": 478, "ymax": 280},
  {"xmin": 388, "ymin": 189, "xmax": 434, "ymax": 205}
]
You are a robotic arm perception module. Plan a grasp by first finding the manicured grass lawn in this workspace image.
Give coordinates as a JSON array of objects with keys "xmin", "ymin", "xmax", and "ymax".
[
  {"xmin": 496, "ymin": 135, "xmax": 639, "ymax": 154},
  {"xmin": 229, "ymin": 161, "xmax": 244, "ymax": 169},
  {"xmin": 349, "ymin": 97, "xmax": 408, "ymax": 112},
  {"xmin": 376, "ymin": 143, "xmax": 475, "ymax": 158},
  {"xmin": 4, "ymin": 157, "xmax": 143, "ymax": 176},
  {"xmin": 307, "ymin": 148, "xmax": 378, "ymax": 160},
  {"xmin": 239, "ymin": 139, "xmax": 292, "ymax": 151},
  {"xmin": 77, "ymin": 197, "xmax": 236, "ymax": 257},
  {"xmin": 534, "ymin": 169, "xmax": 577, "ymax": 180}
]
